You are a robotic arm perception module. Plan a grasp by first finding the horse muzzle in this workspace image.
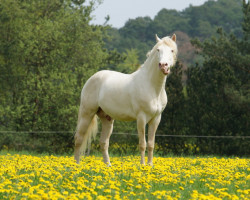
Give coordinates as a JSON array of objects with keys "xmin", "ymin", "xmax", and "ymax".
[{"xmin": 159, "ymin": 63, "xmax": 170, "ymax": 75}]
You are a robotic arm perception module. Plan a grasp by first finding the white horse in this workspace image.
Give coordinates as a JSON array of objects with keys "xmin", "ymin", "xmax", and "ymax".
[{"xmin": 74, "ymin": 34, "xmax": 178, "ymax": 166}]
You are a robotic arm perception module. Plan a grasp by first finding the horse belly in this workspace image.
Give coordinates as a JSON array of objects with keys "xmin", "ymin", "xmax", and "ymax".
[
  {"xmin": 104, "ymin": 107, "xmax": 135, "ymax": 121},
  {"xmin": 99, "ymin": 93, "xmax": 136, "ymax": 121},
  {"xmin": 98, "ymin": 75, "xmax": 136, "ymax": 121}
]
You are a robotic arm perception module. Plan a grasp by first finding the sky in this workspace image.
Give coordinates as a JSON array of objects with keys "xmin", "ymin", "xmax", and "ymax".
[{"xmin": 89, "ymin": 0, "xmax": 211, "ymax": 28}]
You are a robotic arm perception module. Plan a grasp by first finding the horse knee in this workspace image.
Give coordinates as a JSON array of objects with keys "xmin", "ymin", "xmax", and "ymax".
[
  {"xmin": 148, "ymin": 140, "xmax": 155, "ymax": 150},
  {"xmin": 100, "ymin": 142, "xmax": 109, "ymax": 151},
  {"xmin": 148, "ymin": 146, "xmax": 154, "ymax": 152},
  {"xmin": 139, "ymin": 144, "xmax": 146, "ymax": 152},
  {"xmin": 148, "ymin": 143, "xmax": 154, "ymax": 152}
]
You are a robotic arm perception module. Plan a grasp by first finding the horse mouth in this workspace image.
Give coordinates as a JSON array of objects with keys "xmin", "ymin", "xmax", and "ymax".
[{"xmin": 159, "ymin": 65, "xmax": 170, "ymax": 75}]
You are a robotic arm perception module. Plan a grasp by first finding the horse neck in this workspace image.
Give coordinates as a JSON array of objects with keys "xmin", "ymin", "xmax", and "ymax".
[{"xmin": 140, "ymin": 52, "xmax": 167, "ymax": 94}]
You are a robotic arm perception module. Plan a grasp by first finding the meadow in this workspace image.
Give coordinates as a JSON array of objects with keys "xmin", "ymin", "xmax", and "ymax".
[{"xmin": 0, "ymin": 152, "xmax": 249, "ymax": 200}]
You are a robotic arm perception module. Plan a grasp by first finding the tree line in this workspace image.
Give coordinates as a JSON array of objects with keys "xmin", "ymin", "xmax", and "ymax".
[
  {"xmin": 106, "ymin": 0, "xmax": 244, "ymax": 65},
  {"xmin": 0, "ymin": 0, "xmax": 249, "ymax": 156}
]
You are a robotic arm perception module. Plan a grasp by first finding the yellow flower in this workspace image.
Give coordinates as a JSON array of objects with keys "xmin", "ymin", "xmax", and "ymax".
[
  {"xmin": 91, "ymin": 182, "xmax": 96, "ymax": 188},
  {"xmin": 179, "ymin": 186, "xmax": 184, "ymax": 190},
  {"xmin": 135, "ymin": 184, "xmax": 142, "ymax": 189},
  {"xmin": 0, "ymin": 153, "xmax": 249, "ymax": 200},
  {"xmin": 103, "ymin": 189, "xmax": 111, "ymax": 193}
]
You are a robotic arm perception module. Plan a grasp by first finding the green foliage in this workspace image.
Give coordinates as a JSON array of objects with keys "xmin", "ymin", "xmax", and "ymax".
[
  {"xmin": 184, "ymin": 0, "xmax": 243, "ymax": 38},
  {"xmin": 187, "ymin": 28, "xmax": 249, "ymax": 136},
  {"xmin": 106, "ymin": 0, "xmax": 243, "ymax": 66},
  {"xmin": 0, "ymin": 0, "xmax": 115, "ymax": 141},
  {"xmin": 116, "ymin": 49, "xmax": 140, "ymax": 73},
  {"xmin": 182, "ymin": 1, "xmax": 250, "ymax": 156}
]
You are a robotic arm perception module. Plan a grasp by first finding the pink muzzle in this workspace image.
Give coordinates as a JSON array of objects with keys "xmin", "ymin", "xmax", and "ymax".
[{"xmin": 159, "ymin": 63, "xmax": 170, "ymax": 75}]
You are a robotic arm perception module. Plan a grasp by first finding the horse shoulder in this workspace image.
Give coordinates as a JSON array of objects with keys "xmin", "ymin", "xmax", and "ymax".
[
  {"xmin": 160, "ymin": 89, "xmax": 168, "ymax": 108},
  {"xmin": 131, "ymin": 87, "xmax": 166, "ymax": 120},
  {"xmin": 152, "ymin": 89, "xmax": 168, "ymax": 114},
  {"xmin": 146, "ymin": 90, "xmax": 167, "ymax": 119}
]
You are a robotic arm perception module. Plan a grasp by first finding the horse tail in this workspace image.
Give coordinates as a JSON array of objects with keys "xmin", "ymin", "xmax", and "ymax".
[{"xmin": 79, "ymin": 115, "xmax": 98, "ymax": 156}]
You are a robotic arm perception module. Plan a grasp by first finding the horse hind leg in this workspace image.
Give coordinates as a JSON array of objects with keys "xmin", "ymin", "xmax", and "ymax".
[
  {"xmin": 97, "ymin": 108, "xmax": 114, "ymax": 166},
  {"xmin": 74, "ymin": 113, "xmax": 97, "ymax": 164}
]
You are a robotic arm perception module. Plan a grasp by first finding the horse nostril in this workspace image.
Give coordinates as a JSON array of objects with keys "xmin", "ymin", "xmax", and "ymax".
[{"xmin": 159, "ymin": 63, "xmax": 168, "ymax": 67}]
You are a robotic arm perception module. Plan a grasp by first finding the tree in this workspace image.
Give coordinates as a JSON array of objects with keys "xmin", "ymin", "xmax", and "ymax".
[
  {"xmin": 151, "ymin": 9, "xmax": 190, "ymax": 37},
  {"xmin": 0, "ymin": 0, "xmax": 115, "ymax": 152},
  {"xmin": 105, "ymin": 0, "xmax": 244, "ymax": 68},
  {"xmin": 184, "ymin": 0, "xmax": 243, "ymax": 38},
  {"xmin": 120, "ymin": 17, "xmax": 152, "ymax": 42},
  {"xmin": 116, "ymin": 49, "xmax": 140, "ymax": 74},
  {"xmin": 185, "ymin": 0, "xmax": 250, "ymax": 155}
]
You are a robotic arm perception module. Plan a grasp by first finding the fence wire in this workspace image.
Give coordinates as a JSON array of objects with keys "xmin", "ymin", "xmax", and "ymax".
[{"xmin": 0, "ymin": 131, "xmax": 249, "ymax": 139}]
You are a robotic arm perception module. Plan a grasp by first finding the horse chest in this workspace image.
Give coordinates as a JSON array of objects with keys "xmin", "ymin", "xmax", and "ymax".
[
  {"xmin": 150, "ymin": 98, "xmax": 166, "ymax": 115},
  {"xmin": 140, "ymin": 91, "xmax": 167, "ymax": 118}
]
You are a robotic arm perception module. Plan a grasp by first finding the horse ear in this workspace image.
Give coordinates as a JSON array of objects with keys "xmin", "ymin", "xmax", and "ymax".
[
  {"xmin": 155, "ymin": 34, "xmax": 161, "ymax": 42},
  {"xmin": 171, "ymin": 34, "xmax": 176, "ymax": 42}
]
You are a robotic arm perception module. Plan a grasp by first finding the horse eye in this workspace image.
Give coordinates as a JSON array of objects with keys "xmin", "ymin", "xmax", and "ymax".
[
  {"xmin": 171, "ymin": 50, "xmax": 174, "ymax": 53},
  {"xmin": 157, "ymin": 48, "xmax": 160, "ymax": 52}
]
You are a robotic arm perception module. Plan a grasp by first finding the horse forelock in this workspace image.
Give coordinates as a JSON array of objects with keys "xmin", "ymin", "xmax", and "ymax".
[
  {"xmin": 147, "ymin": 37, "xmax": 178, "ymax": 59},
  {"xmin": 161, "ymin": 37, "xmax": 177, "ymax": 53}
]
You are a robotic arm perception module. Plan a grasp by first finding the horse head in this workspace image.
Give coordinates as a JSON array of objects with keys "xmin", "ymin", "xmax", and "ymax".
[{"xmin": 155, "ymin": 34, "xmax": 177, "ymax": 75}]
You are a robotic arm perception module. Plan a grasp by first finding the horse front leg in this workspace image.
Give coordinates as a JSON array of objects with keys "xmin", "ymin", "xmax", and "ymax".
[
  {"xmin": 147, "ymin": 115, "xmax": 161, "ymax": 166},
  {"xmin": 98, "ymin": 109, "xmax": 114, "ymax": 166},
  {"xmin": 137, "ymin": 114, "xmax": 146, "ymax": 165}
]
